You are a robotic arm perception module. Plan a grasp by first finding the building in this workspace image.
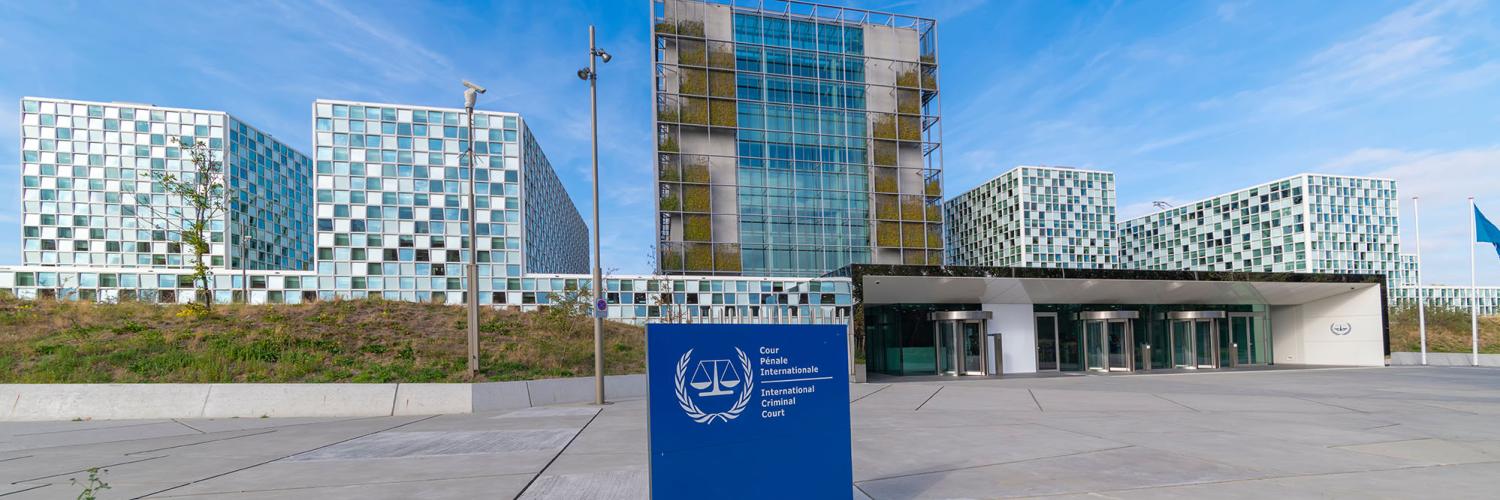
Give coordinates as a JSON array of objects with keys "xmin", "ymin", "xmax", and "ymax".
[
  {"xmin": 651, "ymin": 0, "xmax": 943, "ymax": 277},
  {"xmin": 846, "ymin": 265, "xmax": 1389, "ymax": 376},
  {"xmin": 19, "ymin": 97, "xmax": 313, "ymax": 271},
  {"xmin": 944, "ymin": 165, "xmax": 1116, "ymax": 268},
  {"xmin": 1119, "ymin": 174, "xmax": 1401, "ymax": 280},
  {"xmin": 310, "ymin": 100, "xmax": 588, "ymax": 305}
]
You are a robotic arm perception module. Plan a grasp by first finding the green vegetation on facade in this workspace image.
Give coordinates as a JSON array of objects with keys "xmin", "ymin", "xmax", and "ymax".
[{"xmin": 0, "ymin": 296, "xmax": 644, "ymax": 383}]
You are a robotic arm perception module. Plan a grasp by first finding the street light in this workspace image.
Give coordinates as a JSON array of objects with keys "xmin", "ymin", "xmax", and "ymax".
[
  {"xmin": 463, "ymin": 79, "xmax": 487, "ymax": 379},
  {"xmin": 578, "ymin": 25, "xmax": 611, "ymax": 405}
]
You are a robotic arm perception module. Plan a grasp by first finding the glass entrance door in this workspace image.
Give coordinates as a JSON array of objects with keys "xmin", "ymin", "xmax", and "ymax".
[
  {"xmin": 1080, "ymin": 315, "xmax": 1135, "ymax": 372},
  {"xmin": 961, "ymin": 321, "xmax": 985, "ymax": 376},
  {"xmin": 1107, "ymin": 321, "xmax": 1130, "ymax": 371},
  {"xmin": 1193, "ymin": 320, "xmax": 1217, "ymax": 369},
  {"xmin": 929, "ymin": 311, "xmax": 993, "ymax": 376},
  {"xmin": 937, "ymin": 320, "xmax": 956, "ymax": 375},
  {"xmin": 1084, "ymin": 320, "xmax": 1106, "ymax": 371},
  {"xmin": 1166, "ymin": 312, "xmax": 1225, "ymax": 370},
  {"xmin": 1229, "ymin": 313, "xmax": 1269, "ymax": 365},
  {"xmin": 1170, "ymin": 320, "xmax": 1193, "ymax": 368},
  {"xmin": 1035, "ymin": 313, "xmax": 1059, "ymax": 371}
]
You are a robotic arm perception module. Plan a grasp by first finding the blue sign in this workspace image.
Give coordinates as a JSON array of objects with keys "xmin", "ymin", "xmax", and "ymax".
[{"xmin": 646, "ymin": 324, "xmax": 852, "ymax": 500}]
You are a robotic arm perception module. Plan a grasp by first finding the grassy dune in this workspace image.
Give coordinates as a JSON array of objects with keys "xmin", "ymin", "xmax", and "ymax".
[
  {"xmin": 0, "ymin": 296, "xmax": 643, "ymax": 383},
  {"xmin": 1388, "ymin": 305, "xmax": 1500, "ymax": 354}
]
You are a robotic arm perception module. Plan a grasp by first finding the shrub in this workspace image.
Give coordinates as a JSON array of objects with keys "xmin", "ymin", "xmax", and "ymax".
[
  {"xmin": 709, "ymin": 99, "xmax": 737, "ymax": 127},
  {"xmin": 896, "ymin": 70, "xmax": 919, "ymax": 88},
  {"xmin": 902, "ymin": 222, "xmax": 925, "ymax": 247},
  {"xmin": 900, "ymin": 195, "xmax": 924, "ymax": 220},
  {"xmin": 685, "ymin": 243, "xmax": 713, "ymax": 271},
  {"xmin": 658, "ymin": 188, "xmax": 680, "ymax": 211},
  {"xmin": 708, "ymin": 70, "xmax": 736, "ymax": 98},
  {"xmin": 708, "ymin": 42, "xmax": 735, "ymax": 69},
  {"xmin": 876, "ymin": 221, "xmax": 900, "ymax": 247},
  {"xmin": 925, "ymin": 179, "xmax": 941, "ymax": 197},
  {"xmin": 714, "ymin": 244, "xmax": 741, "ymax": 272},
  {"xmin": 679, "ymin": 20, "xmax": 705, "ymax": 38},
  {"xmin": 682, "ymin": 157, "xmax": 710, "ymax": 183},
  {"xmin": 684, "ymin": 214, "xmax": 711, "ymax": 241},
  {"xmin": 654, "ymin": 21, "xmax": 676, "ymax": 34},
  {"xmin": 875, "ymin": 194, "xmax": 898, "ymax": 220},
  {"xmin": 679, "ymin": 39, "xmax": 706, "ymax": 66},
  {"xmin": 871, "ymin": 114, "xmax": 896, "ymax": 140},
  {"xmin": 897, "ymin": 89, "xmax": 921, "ymax": 115},
  {"xmin": 680, "ymin": 69, "xmax": 707, "ymax": 95},
  {"xmin": 898, "ymin": 115, "xmax": 921, "ymax": 141},
  {"xmin": 873, "ymin": 140, "xmax": 897, "ymax": 166},
  {"xmin": 683, "ymin": 185, "xmax": 711, "ymax": 212},
  {"xmin": 873, "ymin": 167, "xmax": 898, "ymax": 193},
  {"xmin": 658, "ymin": 159, "xmax": 680, "ymax": 181},
  {"xmin": 659, "ymin": 245, "xmax": 684, "ymax": 271},
  {"xmin": 681, "ymin": 97, "xmax": 708, "ymax": 125}
]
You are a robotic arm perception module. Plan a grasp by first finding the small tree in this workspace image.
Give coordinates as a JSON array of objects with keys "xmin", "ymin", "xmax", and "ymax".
[{"xmin": 152, "ymin": 138, "xmax": 228, "ymax": 311}]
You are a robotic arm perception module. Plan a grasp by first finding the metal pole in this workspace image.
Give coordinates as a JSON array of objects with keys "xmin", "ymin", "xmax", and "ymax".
[
  {"xmin": 589, "ymin": 25, "xmax": 606, "ymax": 405},
  {"xmin": 1414, "ymin": 196, "xmax": 1427, "ymax": 365},
  {"xmin": 1470, "ymin": 197, "xmax": 1479, "ymax": 367},
  {"xmin": 466, "ymin": 100, "xmax": 480, "ymax": 378},
  {"xmin": 241, "ymin": 220, "xmax": 248, "ymax": 304}
]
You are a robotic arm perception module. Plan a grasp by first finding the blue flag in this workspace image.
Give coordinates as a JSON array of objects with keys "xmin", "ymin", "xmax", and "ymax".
[{"xmin": 1478, "ymin": 205, "xmax": 1500, "ymax": 258}]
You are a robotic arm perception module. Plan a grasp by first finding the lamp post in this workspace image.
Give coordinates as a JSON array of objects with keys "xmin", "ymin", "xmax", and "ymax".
[
  {"xmin": 577, "ymin": 25, "xmax": 611, "ymax": 405},
  {"xmin": 463, "ymin": 80, "xmax": 488, "ymax": 379}
]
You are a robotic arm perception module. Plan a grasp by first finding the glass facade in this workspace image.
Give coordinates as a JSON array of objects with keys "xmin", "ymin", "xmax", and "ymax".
[
  {"xmin": 866, "ymin": 303, "xmax": 1272, "ymax": 376},
  {"xmin": 0, "ymin": 267, "xmax": 853, "ymax": 324},
  {"xmin": 312, "ymin": 100, "xmax": 588, "ymax": 304},
  {"xmin": 18, "ymin": 97, "xmax": 312, "ymax": 271},
  {"xmin": 945, "ymin": 166, "xmax": 1116, "ymax": 268},
  {"xmin": 653, "ymin": 0, "xmax": 942, "ymax": 277},
  {"xmin": 1119, "ymin": 174, "xmax": 1400, "ymax": 278}
]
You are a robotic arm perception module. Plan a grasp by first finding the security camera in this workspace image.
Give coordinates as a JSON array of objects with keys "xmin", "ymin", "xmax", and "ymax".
[{"xmin": 463, "ymin": 80, "xmax": 487, "ymax": 94}]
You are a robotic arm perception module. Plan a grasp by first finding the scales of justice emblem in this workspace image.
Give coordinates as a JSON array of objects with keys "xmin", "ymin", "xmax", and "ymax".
[{"xmin": 674, "ymin": 347, "xmax": 755, "ymax": 424}]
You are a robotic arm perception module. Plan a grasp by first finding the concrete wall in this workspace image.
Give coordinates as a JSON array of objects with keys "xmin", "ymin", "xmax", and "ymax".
[
  {"xmin": 0, "ymin": 375, "xmax": 647, "ymax": 422},
  {"xmin": 984, "ymin": 303, "xmax": 1037, "ymax": 374},
  {"xmin": 1270, "ymin": 285, "xmax": 1385, "ymax": 366},
  {"xmin": 1391, "ymin": 352, "xmax": 1500, "ymax": 367}
]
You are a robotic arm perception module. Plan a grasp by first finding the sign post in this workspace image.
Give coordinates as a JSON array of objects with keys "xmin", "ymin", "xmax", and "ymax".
[{"xmin": 646, "ymin": 324, "xmax": 853, "ymax": 499}]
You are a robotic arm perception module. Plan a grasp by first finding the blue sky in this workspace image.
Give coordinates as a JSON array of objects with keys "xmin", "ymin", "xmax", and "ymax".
[{"xmin": 1, "ymin": 0, "xmax": 1498, "ymax": 284}]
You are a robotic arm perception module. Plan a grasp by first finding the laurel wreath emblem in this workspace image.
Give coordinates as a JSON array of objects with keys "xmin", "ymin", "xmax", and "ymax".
[{"xmin": 675, "ymin": 347, "xmax": 754, "ymax": 424}]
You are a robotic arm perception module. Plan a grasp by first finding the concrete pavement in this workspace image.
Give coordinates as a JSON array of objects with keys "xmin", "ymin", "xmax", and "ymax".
[{"xmin": 3, "ymin": 366, "xmax": 1500, "ymax": 498}]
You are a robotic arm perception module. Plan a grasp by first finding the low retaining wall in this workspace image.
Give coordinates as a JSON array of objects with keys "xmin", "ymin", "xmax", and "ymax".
[
  {"xmin": 1390, "ymin": 352, "xmax": 1500, "ymax": 367},
  {"xmin": 0, "ymin": 374, "xmax": 645, "ymax": 422}
]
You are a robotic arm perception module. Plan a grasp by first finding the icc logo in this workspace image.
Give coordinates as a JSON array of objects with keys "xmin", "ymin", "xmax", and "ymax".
[
  {"xmin": 1330, "ymin": 322, "xmax": 1352, "ymax": 336},
  {"xmin": 674, "ymin": 347, "xmax": 755, "ymax": 424}
]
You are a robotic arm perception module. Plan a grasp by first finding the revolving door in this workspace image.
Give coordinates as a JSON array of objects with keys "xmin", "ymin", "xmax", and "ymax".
[
  {"xmin": 930, "ymin": 311, "xmax": 993, "ymax": 376},
  {"xmin": 1078, "ymin": 310, "xmax": 1138, "ymax": 372}
]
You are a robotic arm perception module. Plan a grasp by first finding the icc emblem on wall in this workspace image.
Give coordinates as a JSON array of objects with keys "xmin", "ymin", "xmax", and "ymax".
[{"xmin": 674, "ymin": 347, "xmax": 755, "ymax": 424}]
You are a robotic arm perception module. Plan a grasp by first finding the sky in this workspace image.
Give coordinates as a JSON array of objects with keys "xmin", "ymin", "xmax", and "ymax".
[{"xmin": 1, "ymin": 0, "xmax": 1498, "ymax": 285}]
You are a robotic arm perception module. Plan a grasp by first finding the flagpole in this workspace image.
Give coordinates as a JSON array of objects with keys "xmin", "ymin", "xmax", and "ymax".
[
  {"xmin": 1414, "ymin": 196, "xmax": 1427, "ymax": 365},
  {"xmin": 1470, "ymin": 197, "xmax": 1479, "ymax": 367}
]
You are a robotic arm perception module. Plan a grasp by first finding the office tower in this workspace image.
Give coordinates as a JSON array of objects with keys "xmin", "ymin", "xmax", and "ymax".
[
  {"xmin": 945, "ymin": 166, "xmax": 1117, "ymax": 268},
  {"xmin": 1120, "ymin": 174, "xmax": 1400, "ymax": 277},
  {"xmin": 18, "ymin": 97, "xmax": 312, "ymax": 270},
  {"xmin": 310, "ymin": 100, "xmax": 587, "ymax": 304},
  {"xmin": 651, "ymin": 0, "xmax": 943, "ymax": 276}
]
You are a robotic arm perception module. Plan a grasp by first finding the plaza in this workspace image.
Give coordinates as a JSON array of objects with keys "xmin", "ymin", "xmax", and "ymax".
[{"xmin": 3, "ymin": 367, "xmax": 1499, "ymax": 499}]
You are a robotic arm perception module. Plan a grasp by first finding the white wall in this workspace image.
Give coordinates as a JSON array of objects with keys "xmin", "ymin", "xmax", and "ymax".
[
  {"xmin": 984, "ymin": 304, "xmax": 1037, "ymax": 374},
  {"xmin": 1270, "ymin": 285, "xmax": 1385, "ymax": 366}
]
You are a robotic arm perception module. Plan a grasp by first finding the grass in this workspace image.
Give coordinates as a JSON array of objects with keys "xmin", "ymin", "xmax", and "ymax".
[
  {"xmin": 1388, "ymin": 305, "xmax": 1500, "ymax": 354},
  {"xmin": 0, "ymin": 295, "xmax": 644, "ymax": 383}
]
